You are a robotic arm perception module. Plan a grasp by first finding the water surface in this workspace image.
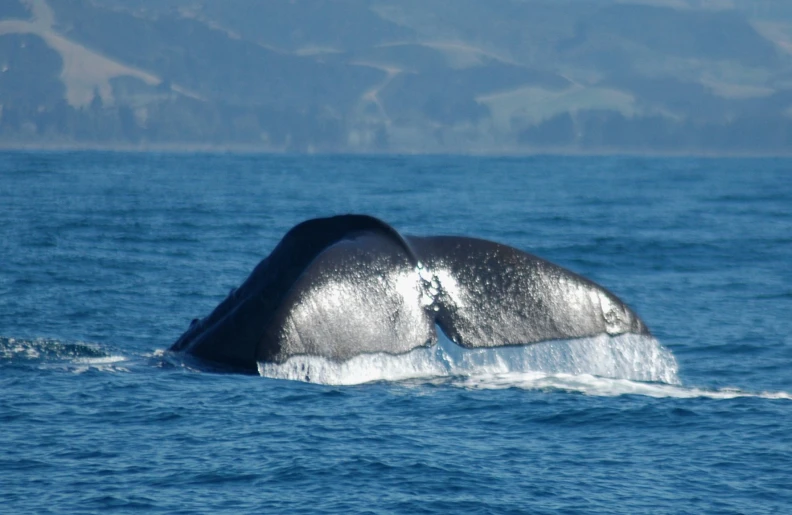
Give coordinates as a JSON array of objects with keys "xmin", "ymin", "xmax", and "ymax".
[{"xmin": 1, "ymin": 153, "xmax": 790, "ymax": 513}]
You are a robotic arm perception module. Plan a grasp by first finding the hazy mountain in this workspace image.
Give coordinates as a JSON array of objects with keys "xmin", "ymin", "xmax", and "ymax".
[{"xmin": 2, "ymin": 0, "xmax": 792, "ymax": 153}]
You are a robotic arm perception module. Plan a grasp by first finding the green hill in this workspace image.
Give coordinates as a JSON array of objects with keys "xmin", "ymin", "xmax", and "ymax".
[{"xmin": 2, "ymin": 0, "xmax": 792, "ymax": 153}]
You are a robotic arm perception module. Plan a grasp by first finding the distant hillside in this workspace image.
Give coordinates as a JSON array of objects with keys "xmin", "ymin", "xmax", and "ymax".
[{"xmin": 2, "ymin": 0, "xmax": 792, "ymax": 153}]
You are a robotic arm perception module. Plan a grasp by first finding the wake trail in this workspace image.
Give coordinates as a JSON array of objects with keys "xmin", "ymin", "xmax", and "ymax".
[{"xmin": 453, "ymin": 371, "xmax": 792, "ymax": 400}]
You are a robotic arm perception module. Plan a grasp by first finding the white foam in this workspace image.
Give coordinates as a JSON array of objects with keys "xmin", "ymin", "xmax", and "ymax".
[
  {"xmin": 257, "ymin": 334, "xmax": 792, "ymax": 400},
  {"xmin": 258, "ymin": 332, "xmax": 680, "ymax": 386},
  {"xmin": 2, "ymin": 337, "xmax": 42, "ymax": 360},
  {"xmin": 69, "ymin": 355, "xmax": 130, "ymax": 374},
  {"xmin": 72, "ymin": 355, "xmax": 128, "ymax": 365},
  {"xmin": 1, "ymin": 337, "xmax": 123, "ymax": 369},
  {"xmin": 454, "ymin": 372, "xmax": 792, "ymax": 400}
]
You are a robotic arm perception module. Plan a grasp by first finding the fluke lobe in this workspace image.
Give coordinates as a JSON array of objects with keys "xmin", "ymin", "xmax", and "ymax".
[{"xmin": 171, "ymin": 215, "xmax": 649, "ymax": 373}]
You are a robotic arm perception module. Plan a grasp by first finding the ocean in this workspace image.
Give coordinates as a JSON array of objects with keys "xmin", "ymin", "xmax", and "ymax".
[{"xmin": 1, "ymin": 152, "xmax": 790, "ymax": 514}]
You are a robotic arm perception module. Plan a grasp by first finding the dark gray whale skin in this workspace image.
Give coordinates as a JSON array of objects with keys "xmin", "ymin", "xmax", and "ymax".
[{"xmin": 171, "ymin": 215, "xmax": 649, "ymax": 373}]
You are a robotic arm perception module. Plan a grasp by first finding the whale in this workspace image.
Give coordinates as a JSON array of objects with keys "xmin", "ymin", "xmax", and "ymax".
[{"xmin": 171, "ymin": 214, "xmax": 649, "ymax": 373}]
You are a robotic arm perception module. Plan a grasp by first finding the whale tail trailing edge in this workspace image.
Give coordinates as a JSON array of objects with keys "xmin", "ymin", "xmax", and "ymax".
[{"xmin": 171, "ymin": 215, "xmax": 650, "ymax": 373}]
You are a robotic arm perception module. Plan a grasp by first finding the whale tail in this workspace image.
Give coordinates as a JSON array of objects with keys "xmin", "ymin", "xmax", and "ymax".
[
  {"xmin": 171, "ymin": 215, "xmax": 650, "ymax": 372},
  {"xmin": 409, "ymin": 235, "xmax": 649, "ymax": 349},
  {"xmin": 171, "ymin": 215, "xmax": 425, "ymax": 371}
]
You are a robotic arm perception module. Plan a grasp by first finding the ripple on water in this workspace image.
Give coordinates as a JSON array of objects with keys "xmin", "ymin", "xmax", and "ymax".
[{"xmin": 0, "ymin": 337, "xmax": 128, "ymax": 373}]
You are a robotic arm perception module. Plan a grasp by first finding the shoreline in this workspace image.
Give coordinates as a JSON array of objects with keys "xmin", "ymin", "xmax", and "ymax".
[{"xmin": 2, "ymin": 142, "xmax": 791, "ymax": 158}]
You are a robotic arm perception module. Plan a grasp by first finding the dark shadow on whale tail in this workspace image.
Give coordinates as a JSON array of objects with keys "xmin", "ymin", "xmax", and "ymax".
[{"xmin": 170, "ymin": 215, "xmax": 650, "ymax": 374}]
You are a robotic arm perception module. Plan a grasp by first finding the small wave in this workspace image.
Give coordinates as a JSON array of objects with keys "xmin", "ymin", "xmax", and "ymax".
[
  {"xmin": 453, "ymin": 372, "xmax": 792, "ymax": 400},
  {"xmin": 0, "ymin": 336, "xmax": 128, "ymax": 373},
  {"xmin": 0, "ymin": 336, "xmax": 107, "ymax": 361},
  {"xmin": 147, "ymin": 348, "xmax": 212, "ymax": 372},
  {"xmin": 69, "ymin": 355, "xmax": 130, "ymax": 374},
  {"xmin": 259, "ymin": 333, "xmax": 680, "ymax": 386}
]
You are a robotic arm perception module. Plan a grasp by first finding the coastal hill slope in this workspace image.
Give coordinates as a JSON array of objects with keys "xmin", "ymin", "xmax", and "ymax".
[{"xmin": 2, "ymin": 0, "xmax": 792, "ymax": 153}]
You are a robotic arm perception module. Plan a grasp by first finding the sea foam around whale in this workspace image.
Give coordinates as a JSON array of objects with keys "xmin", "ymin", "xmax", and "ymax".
[
  {"xmin": 258, "ymin": 334, "xmax": 790, "ymax": 400},
  {"xmin": 259, "ymin": 333, "xmax": 679, "ymax": 385}
]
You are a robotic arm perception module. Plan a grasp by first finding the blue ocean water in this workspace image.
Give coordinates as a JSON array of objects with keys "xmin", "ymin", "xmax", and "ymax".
[{"xmin": 1, "ymin": 152, "xmax": 790, "ymax": 514}]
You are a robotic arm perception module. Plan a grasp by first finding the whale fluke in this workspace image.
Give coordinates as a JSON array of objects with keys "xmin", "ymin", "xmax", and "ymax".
[
  {"xmin": 409, "ymin": 236, "xmax": 649, "ymax": 349},
  {"xmin": 171, "ymin": 215, "xmax": 649, "ymax": 373}
]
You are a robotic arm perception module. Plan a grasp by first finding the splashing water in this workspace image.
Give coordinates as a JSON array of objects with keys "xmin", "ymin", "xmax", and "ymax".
[
  {"xmin": 258, "ymin": 334, "xmax": 792, "ymax": 399},
  {"xmin": 258, "ymin": 332, "xmax": 679, "ymax": 386}
]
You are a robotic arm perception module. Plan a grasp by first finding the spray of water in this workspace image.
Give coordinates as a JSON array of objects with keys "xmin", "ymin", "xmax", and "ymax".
[
  {"xmin": 258, "ymin": 332, "xmax": 679, "ymax": 386},
  {"xmin": 257, "ymin": 333, "xmax": 791, "ymax": 399}
]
